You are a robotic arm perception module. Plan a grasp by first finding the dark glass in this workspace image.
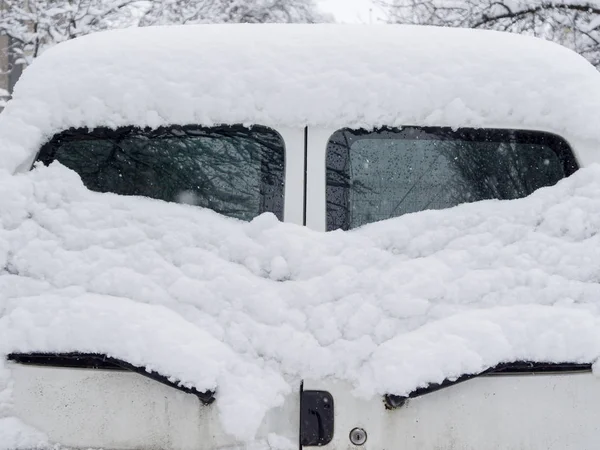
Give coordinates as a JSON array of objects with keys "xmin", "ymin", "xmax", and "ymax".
[
  {"xmin": 326, "ymin": 127, "xmax": 578, "ymax": 231},
  {"xmin": 37, "ymin": 125, "xmax": 285, "ymax": 221}
]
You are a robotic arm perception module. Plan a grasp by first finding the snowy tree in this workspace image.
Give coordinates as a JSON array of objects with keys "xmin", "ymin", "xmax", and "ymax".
[
  {"xmin": 379, "ymin": 1, "xmax": 600, "ymax": 68},
  {"xmin": 0, "ymin": 0, "xmax": 145, "ymax": 65},
  {"xmin": 0, "ymin": 0, "xmax": 329, "ymax": 97},
  {"xmin": 139, "ymin": 0, "xmax": 330, "ymax": 25},
  {"xmin": 0, "ymin": 0, "xmax": 328, "ymax": 64},
  {"xmin": 0, "ymin": 0, "xmax": 145, "ymax": 99}
]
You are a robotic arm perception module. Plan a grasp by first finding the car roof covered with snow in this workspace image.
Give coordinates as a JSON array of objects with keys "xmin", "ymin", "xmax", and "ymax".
[
  {"xmin": 2, "ymin": 24, "xmax": 600, "ymax": 173},
  {"xmin": 6, "ymin": 24, "xmax": 600, "ymax": 446}
]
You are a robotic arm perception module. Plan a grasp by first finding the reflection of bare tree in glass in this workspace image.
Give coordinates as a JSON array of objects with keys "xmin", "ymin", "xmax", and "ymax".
[
  {"xmin": 435, "ymin": 131, "xmax": 563, "ymax": 206},
  {"xmin": 326, "ymin": 131, "xmax": 373, "ymax": 231},
  {"xmin": 325, "ymin": 127, "xmax": 566, "ymax": 231},
  {"xmin": 39, "ymin": 126, "xmax": 285, "ymax": 221}
]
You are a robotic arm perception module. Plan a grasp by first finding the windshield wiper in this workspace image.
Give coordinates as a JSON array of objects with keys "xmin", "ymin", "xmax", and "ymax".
[
  {"xmin": 384, "ymin": 361, "xmax": 591, "ymax": 409},
  {"xmin": 7, "ymin": 352, "xmax": 215, "ymax": 405}
]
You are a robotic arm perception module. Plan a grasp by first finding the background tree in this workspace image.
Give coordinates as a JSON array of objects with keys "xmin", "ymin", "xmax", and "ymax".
[
  {"xmin": 379, "ymin": 0, "xmax": 600, "ymax": 68},
  {"xmin": 0, "ymin": 0, "xmax": 145, "ymax": 103},
  {"xmin": 0, "ymin": 0, "xmax": 329, "ymax": 102},
  {"xmin": 0, "ymin": 0, "xmax": 144, "ymax": 64},
  {"xmin": 140, "ymin": 0, "xmax": 329, "ymax": 25}
]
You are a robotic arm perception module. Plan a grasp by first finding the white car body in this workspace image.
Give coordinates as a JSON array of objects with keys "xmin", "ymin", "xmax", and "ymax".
[{"xmin": 3, "ymin": 24, "xmax": 600, "ymax": 450}]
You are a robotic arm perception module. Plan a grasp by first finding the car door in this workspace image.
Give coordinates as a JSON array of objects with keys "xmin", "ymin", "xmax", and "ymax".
[
  {"xmin": 302, "ymin": 125, "xmax": 600, "ymax": 450},
  {"xmin": 10, "ymin": 359, "xmax": 301, "ymax": 450},
  {"xmin": 7, "ymin": 125, "xmax": 306, "ymax": 450},
  {"xmin": 302, "ymin": 374, "xmax": 600, "ymax": 450}
]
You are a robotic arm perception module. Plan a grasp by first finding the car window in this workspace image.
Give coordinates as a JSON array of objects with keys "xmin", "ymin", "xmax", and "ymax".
[
  {"xmin": 37, "ymin": 125, "xmax": 285, "ymax": 221},
  {"xmin": 326, "ymin": 127, "xmax": 578, "ymax": 231}
]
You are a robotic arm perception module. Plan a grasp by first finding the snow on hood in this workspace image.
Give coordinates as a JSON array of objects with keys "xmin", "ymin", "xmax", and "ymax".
[
  {"xmin": 2, "ymin": 24, "xmax": 600, "ymax": 173},
  {"xmin": 3, "ymin": 163, "xmax": 600, "ymax": 440}
]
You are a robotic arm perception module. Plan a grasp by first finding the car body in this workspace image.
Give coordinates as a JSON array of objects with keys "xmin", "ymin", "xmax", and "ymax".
[{"xmin": 2, "ymin": 24, "xmax": 600, "ymax": 450}]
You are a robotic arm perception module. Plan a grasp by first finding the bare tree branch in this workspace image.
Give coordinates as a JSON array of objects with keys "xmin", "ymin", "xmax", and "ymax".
[{"xmin": 380, "ymin": 0, "xmax": 600, "ymax": 69}]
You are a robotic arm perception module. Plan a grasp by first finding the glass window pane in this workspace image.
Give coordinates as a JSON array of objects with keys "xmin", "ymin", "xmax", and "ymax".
[
  {"xmin": 326, "ymin": 127, "xmax": 577, "ymax": 231},
  {"xmin": 37, "ymin": 125, "xmax": 285, "ymax": 222}
]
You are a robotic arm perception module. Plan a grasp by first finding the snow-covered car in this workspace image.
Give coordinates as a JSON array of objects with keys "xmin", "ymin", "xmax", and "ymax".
[{"xmin": 3, "ymin": 24, "xmax": 600, "ymax": 450}]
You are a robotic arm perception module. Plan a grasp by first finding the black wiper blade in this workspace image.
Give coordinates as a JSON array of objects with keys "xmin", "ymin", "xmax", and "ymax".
[
  {"xmin": 8, "ymin": 352, "xmax": 125, "ymax": 370},
  {"xmin": 384, "ymin": 361, "xmax": 591, "ymax": 409},
  {"xmin": 7, "ymin": 352, "xmax": 215, "ymax": 405},
  {"xmin": 489, "ymin": 361, "xmax": 591, "ymax": 374}
]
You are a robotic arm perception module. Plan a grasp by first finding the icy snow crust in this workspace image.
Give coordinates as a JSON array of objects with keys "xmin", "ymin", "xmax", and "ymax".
[
  {"xmin": 4, "ymin": 164, "xmax": 600, "ymax": 442},
  {"xmin": 3, "ymin": 24, "xmax": 600, "ymax": 172}
]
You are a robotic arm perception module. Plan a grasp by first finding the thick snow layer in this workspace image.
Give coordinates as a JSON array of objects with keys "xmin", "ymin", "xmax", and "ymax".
[
  {"xmin": 2, "ymin": 24, "xmax": 600, "ymax": 173},
  {"xmin": 0, "ymin": 418, "xmax": 48, "ymax": 450},
  {"xmin": 4, "ymin": 163, "xmax": 600, "ymax": 442}
]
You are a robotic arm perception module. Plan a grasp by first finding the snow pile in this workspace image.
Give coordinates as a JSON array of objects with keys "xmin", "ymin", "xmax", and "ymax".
[
  {"xmin": 2, "ymin": 24, "xmax": 600, "ymax": 173},
  {"xmin": 3, "ymin": 162, "xmax": 600, "ymax": 440},
  {"xmin": 0, "ymin": 418, "xmax": 48, "ymax": 450}
]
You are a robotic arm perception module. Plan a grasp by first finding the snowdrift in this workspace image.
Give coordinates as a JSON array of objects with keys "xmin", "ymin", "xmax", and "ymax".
[
  {"xmin": 3, "ymin": 24, "xmax": 600, "ymax": 173},
  {"xmin": 3, "ymin": 162, "xmax": 600, "ymax": 441}
]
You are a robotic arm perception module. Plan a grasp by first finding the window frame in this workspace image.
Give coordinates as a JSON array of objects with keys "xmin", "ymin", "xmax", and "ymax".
[
  {"xmin": 35, "ymin": 124, "xmax": 306, "ymax": 225},
  {"xmin": 306, "ymin": 126, "xmax": 579, "ymax": 232}
]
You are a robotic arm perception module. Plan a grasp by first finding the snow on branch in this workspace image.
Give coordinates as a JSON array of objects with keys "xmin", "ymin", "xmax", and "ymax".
[
  {"xmin": 0, "ymin": 0, "xmax": 329, "ymax": 69},
  {"xmin": 380, "ymin": 0, "xmax": 600, "ymax": 68}
]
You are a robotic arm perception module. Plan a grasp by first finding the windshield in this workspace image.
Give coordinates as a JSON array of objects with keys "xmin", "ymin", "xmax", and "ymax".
[
  {"xmin": 326, "ymin": 127, "xmax": 577, "ymax": 231},
  {"xmin": 37, "ymin": 125, "xmax": 286, "ymax": 221}
]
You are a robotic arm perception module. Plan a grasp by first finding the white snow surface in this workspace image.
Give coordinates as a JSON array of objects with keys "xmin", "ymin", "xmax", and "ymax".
[
  {"xmin": 0, "ymin": 418, "xmax": 48, "ymax": 450},
  {"xmin": 4, "ymin": 163, "xmax": 600, "ymax": 441},
  {"xmin": 2, "ymin": 24, "xmax": 600, "ymax": 173},
  {"xmin": 3, "ymin": 23, "xmax": 600, "ymax": 444}
]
